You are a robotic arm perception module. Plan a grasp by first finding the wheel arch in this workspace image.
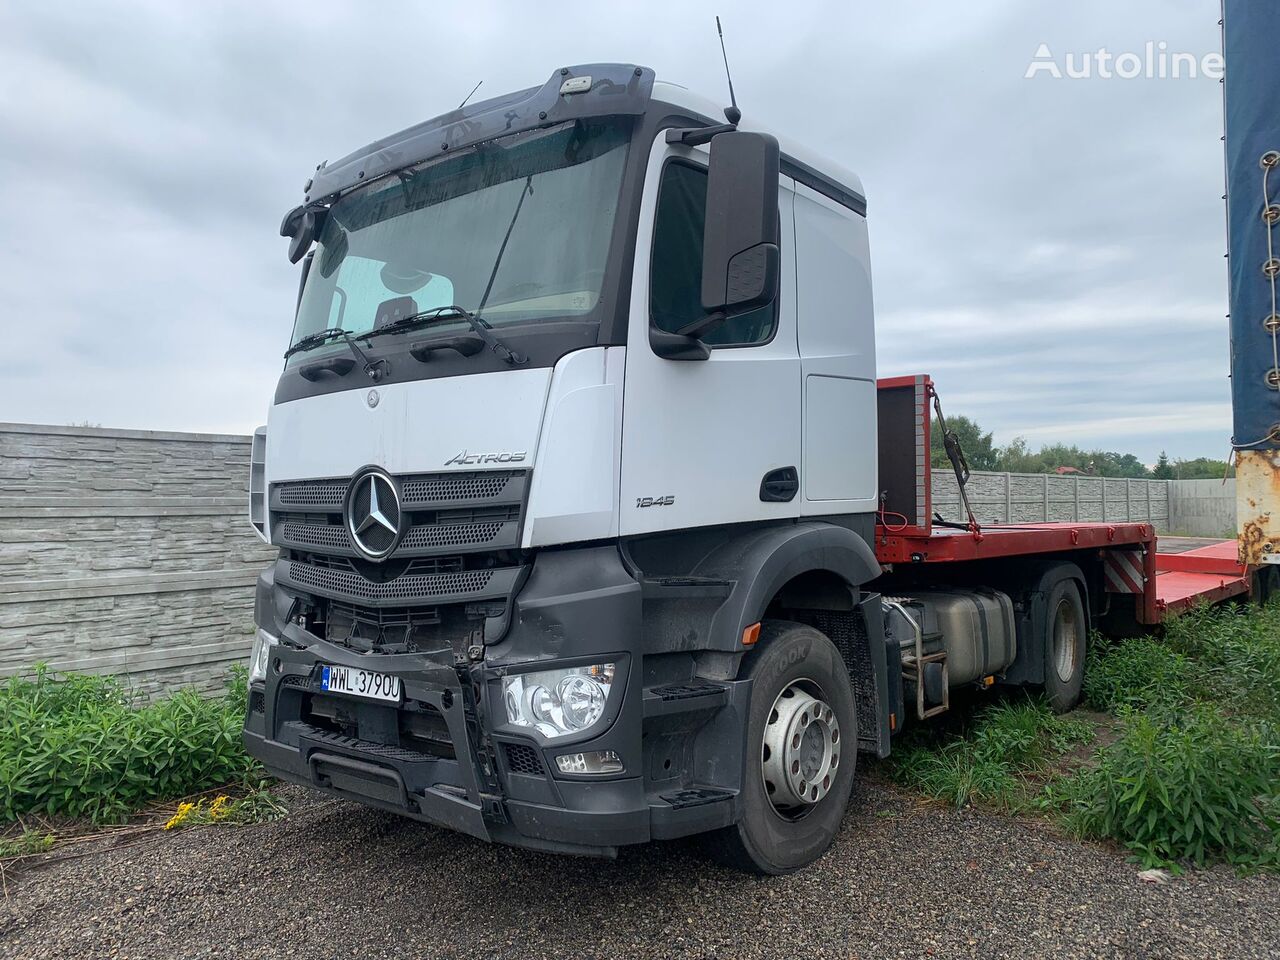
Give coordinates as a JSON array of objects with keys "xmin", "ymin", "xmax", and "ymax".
[
  {"xmin": 688, "ymin": 522, "xmax": 894, "ymax": 758},
  {"xmin": 690, "ymin": 521, "xmax": 881, "ymax": 650}
]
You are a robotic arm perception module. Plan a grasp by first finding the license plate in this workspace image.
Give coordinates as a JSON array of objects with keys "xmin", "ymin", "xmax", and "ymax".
[{"xmin": 320, "ymin": 664, "xmax": 401, "ymax": 703}]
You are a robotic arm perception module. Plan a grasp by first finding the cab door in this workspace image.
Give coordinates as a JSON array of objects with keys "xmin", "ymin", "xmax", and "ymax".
[{"xmin": 620, "ymin": 135, "xmax": 800, "ymax": 536}]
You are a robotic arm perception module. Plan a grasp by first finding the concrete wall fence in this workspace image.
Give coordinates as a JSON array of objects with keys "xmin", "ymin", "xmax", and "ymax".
[
  {"xmin": 932, "ymin": 470, "xmax": 1171, "ymax": 527},
  {"xmin": 0, "ymin": 423, "xmax": 274, "ymax": 699},
  {"xmin": 1167, "ymin": 478, "xmax": 1238, "ymax": 538},
  {"xmin": 0, "ymin": 423, "xmax": 1242, "ymax": 696}
]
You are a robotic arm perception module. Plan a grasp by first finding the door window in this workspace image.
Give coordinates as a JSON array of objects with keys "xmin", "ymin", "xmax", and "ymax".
[{"xmin": 648, "ymin": 161, "xmax": 776, "ymax": 347}]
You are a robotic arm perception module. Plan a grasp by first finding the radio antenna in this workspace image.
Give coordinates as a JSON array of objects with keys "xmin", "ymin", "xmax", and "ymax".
[
  {"xmin": 458, "ymin": 79, "xmax": 483, "ymax": 109},
  {"xmin": 715, "ymin": 16, "xmax": 741, "ymax": 125}
]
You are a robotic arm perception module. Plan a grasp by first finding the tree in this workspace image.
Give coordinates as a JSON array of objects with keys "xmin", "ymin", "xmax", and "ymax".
[
  {"xmin": 1152, "ymin": 451, "xmax": 1174, "ymax": 480},
  {"xmin": 1172, "ymin": 457, "xmax": 1234, "ymax": 480},
  {"xmin": 930, "ymin": 415, "xmax": 999, "ymax": 471},
  {"xmin": 995, "ymin": 436, "xmax": 1045, "ymax": 474}
]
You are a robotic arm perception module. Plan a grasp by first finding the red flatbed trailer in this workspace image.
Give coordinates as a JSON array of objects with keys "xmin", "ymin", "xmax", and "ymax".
[{"xmin": 873, "ymin": 375, "xmax": 1252, "ymax": 626}]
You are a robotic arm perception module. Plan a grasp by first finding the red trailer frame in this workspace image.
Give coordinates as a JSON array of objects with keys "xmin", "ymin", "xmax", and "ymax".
[{"xmin": 872, "ymin": 376, "xmax": 1251, "ymax": 625}]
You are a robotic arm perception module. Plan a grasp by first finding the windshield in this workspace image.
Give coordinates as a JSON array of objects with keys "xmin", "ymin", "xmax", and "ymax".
[{"xmin": 288, "ymin": 117, "xmax": 632, "ymax": 359}]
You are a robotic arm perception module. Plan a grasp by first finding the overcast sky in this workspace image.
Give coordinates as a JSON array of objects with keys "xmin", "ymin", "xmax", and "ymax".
[{"xmin": 0, "ymin": 1, "xmax": 1232, "ymax": 461}]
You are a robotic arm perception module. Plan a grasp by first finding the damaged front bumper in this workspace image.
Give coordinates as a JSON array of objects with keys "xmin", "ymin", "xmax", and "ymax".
[{"xmin": 243, "ymin": 545, "xmax": 743, "ymax": 856}]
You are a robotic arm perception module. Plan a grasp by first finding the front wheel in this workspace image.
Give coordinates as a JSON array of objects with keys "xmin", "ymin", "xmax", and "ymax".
[{"xmin": 708, "ymin": 620, "xmax": 858, "ymax": 874}]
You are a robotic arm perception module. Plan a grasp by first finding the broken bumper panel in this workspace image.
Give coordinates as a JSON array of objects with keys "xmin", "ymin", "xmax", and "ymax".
[{"xmin": 243, "ymin": 546, "xmax": 729, "ymax": 856}]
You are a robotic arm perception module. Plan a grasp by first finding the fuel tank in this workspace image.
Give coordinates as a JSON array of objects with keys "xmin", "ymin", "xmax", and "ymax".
[{"xmin": 886, "ymin": 589, "xmax": 1017, "ymax": 686}]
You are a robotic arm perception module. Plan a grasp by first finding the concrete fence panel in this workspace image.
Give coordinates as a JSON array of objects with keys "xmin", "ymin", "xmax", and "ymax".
[
  {"xmin": 931, "ymin": 470, "xmax": 1171, "ymax": 528},
  {"xmin": 0, "ymin": 423, "xmax": 274, "ymax": 698},
  {"xmin": 1167, "ymin": 478, "xmax": 1237, "ymax": 538}
]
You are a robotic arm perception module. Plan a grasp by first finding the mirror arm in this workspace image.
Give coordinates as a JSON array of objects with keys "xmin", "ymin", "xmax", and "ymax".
[
  {"xmin": 649, "ymin": 329, "xmax": 711, "ymax": 361},
  {"xmin": 676, "ymin": 311, "xmax": 726, "ymax": 340},
  {"xmin": 665, "ymin": 122, "xmax": 737, "ymax": 148}
]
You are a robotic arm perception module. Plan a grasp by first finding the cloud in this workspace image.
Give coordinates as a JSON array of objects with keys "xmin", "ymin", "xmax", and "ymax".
[{"xmin": 0, "ymin": 1, "xmax": 1232, "ymax": 460}]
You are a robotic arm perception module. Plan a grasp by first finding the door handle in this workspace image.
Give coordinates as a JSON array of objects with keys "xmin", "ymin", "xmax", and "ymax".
[{"xmin": 760, "ymin": 466, "xmax": 799, "ymax": 502}]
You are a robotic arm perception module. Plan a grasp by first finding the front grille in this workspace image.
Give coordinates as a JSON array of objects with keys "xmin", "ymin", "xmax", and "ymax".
[
  {"xmin": 401, "ymin": 473, "xmax": 516, "ymax": 504},
  {"xmin": 504, "ymin": 743, "xmax": 543, "ymax": 775},
  {"xmin": 278, "ymin": 520, "xmax": 349, "ymax": 551},
  {"xmin": 271, "ymin": 468, "xmax": 528, "ymax": 651},
  {"xmin": 287, "ymin": 560, "xmax": 495, "ymax": 603},
  {"xmin": 277, "ymin": 481, "xmax": 348, "ymax": 508},
  {"xmin": 276, "ymin": 509, "xmax": 519, "ymax": 558},
  {"xmin": 400, "ymin": 519, "xmax": 508, "ymax": 550}
]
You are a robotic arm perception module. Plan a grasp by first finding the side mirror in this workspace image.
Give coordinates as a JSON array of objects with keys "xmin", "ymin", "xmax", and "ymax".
[
  {"xmin": 698, "ymin": 131, "xmax": 780, "ymax": 321},
  {"xmin": 280, "ymin": 205, "xmax": 328, "ymax": 264}
]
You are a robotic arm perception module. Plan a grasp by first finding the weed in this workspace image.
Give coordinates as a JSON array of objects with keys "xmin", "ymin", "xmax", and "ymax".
[
  {"xmin": 1053, "ymin": 706, "xmax": 1279, "ymax": 870},
  {"xmin": 163, "ymin": 782, "xmax": 286, "ymax": 831},
  {"xmin": 1083, "ymin": 636, "xmax": 1197, "ymax": 712},
  {"xmin": 0, "ymin": 828, "xmax": 55, "ymax": 859},
  {"xmin": 0, "ymin": 665, "xmax": 259, "ymax": 824},
  {"xmin": 1163, "ymin": 602, "xmax": 1280, "ymax": 719}
]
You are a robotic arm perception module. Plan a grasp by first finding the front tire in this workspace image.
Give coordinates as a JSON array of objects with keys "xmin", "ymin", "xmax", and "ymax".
[{"xmin": 708, "ymin": 620, "xmax": 857, "ymax": 874}]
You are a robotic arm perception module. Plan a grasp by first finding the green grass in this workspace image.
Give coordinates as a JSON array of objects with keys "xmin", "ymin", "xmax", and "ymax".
[
  {"xmin": 0, "ymin": 665, "xmax": 259, "ymax": 824},
  {"xmin": 889, "ymin": 600, "xmax": 1280, "ymax": 873},
  {"xmin": 886, "ymin": 697, "xmax": 1093, "ymax": 810}
]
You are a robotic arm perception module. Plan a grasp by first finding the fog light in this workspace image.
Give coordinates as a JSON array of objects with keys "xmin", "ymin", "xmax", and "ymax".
[{"xmin": 555, "ymin": 750, "xmax": 624, "ymax": 775}]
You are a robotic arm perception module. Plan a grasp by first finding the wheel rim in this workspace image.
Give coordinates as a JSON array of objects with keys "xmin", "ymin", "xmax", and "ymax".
[
  {"xmin": 761, "ymin": 682, "xmax": 840, "ymax": 819},
  {"xmin": 1052, "ymin": 596, "xmax": 1081, "ymax": 683}
]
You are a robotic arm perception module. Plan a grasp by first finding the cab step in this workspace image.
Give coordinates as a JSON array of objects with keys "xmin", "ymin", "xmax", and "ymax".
[{"xmin": 643, "ymin": 680, "xmax": 728, "ymax": 717}]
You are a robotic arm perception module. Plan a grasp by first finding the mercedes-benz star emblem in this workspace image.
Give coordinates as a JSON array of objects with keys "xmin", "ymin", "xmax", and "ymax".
[
  {"xmin": 366, "ymin": 389, "xmax": 380, "ymax": 408},
  {"xmin": 345, "ymin": 469, "xmax": 401, "ymax": 560}
]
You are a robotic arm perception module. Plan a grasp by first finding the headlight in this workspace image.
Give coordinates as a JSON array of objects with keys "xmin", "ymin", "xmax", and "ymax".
[
  {"xmin": 502, "ymin": 663, "xmax": 615, "ymax": 739},
  {"xmin": 248, "ymin": 627, "xmax": 278, "ymax": 684}
]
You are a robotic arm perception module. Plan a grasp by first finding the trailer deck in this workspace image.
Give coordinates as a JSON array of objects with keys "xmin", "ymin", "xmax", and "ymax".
[
  {"xmin": 874, "ymin": 375, "xmax": 1252, "ymax": 626},
  {"xmin": 1151, "ymin": 538, "xmax": 1251, "ymax": 616}
]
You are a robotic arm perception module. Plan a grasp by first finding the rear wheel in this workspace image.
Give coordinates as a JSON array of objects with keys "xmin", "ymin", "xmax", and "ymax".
[
  {"xmin": 1042, "ymin": 578, "xmax": 1086, "ymax": 713},
  {"xmin": 707, "ymin": 620, "xmax": 857, "ymax": 874}
]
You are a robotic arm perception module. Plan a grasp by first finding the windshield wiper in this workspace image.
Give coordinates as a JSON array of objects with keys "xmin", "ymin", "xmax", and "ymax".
[
  {"xmin": 284, "ymin": 327, "xmax": 389, "ymax": 380},
  {"xmin": 358, "ymin": 306, "xmax": 526, "ymax": 365},
  {"xmin": 283, "ymin": 327, "xmax": 349, "ymax": 359}
]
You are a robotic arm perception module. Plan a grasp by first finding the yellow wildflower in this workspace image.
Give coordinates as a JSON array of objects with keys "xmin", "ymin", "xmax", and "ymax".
[{"xmin": 163, "ymin": 801, "xmax": 196, "ymax": 831}]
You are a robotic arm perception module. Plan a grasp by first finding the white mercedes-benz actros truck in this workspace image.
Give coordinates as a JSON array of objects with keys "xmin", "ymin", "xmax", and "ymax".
[{"xmin": 243, "ymin": 63, "xmax": 1171, "ymax": 873}]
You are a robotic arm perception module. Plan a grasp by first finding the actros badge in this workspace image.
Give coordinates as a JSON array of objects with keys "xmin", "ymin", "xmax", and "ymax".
[{"xmin": 445, "ymin": 449, "xmax": 527, "ymax": 466}]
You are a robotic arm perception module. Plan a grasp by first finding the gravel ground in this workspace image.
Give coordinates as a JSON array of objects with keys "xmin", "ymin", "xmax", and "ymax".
[{"xmin": 1, "ymin": 777, "xmax": 1277, "ymax": 960}]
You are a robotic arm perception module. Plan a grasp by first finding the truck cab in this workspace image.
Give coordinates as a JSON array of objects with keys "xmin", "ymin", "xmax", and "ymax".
[{"xmin": 242, "ymin": 63, "xmax": 1084, "ymax": 874}]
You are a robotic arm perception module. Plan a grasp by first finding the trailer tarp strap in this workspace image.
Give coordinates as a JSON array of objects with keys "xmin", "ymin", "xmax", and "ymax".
[{"xmin": 930, "ymin": 387, "xmax": 982, "ymax": 540}]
